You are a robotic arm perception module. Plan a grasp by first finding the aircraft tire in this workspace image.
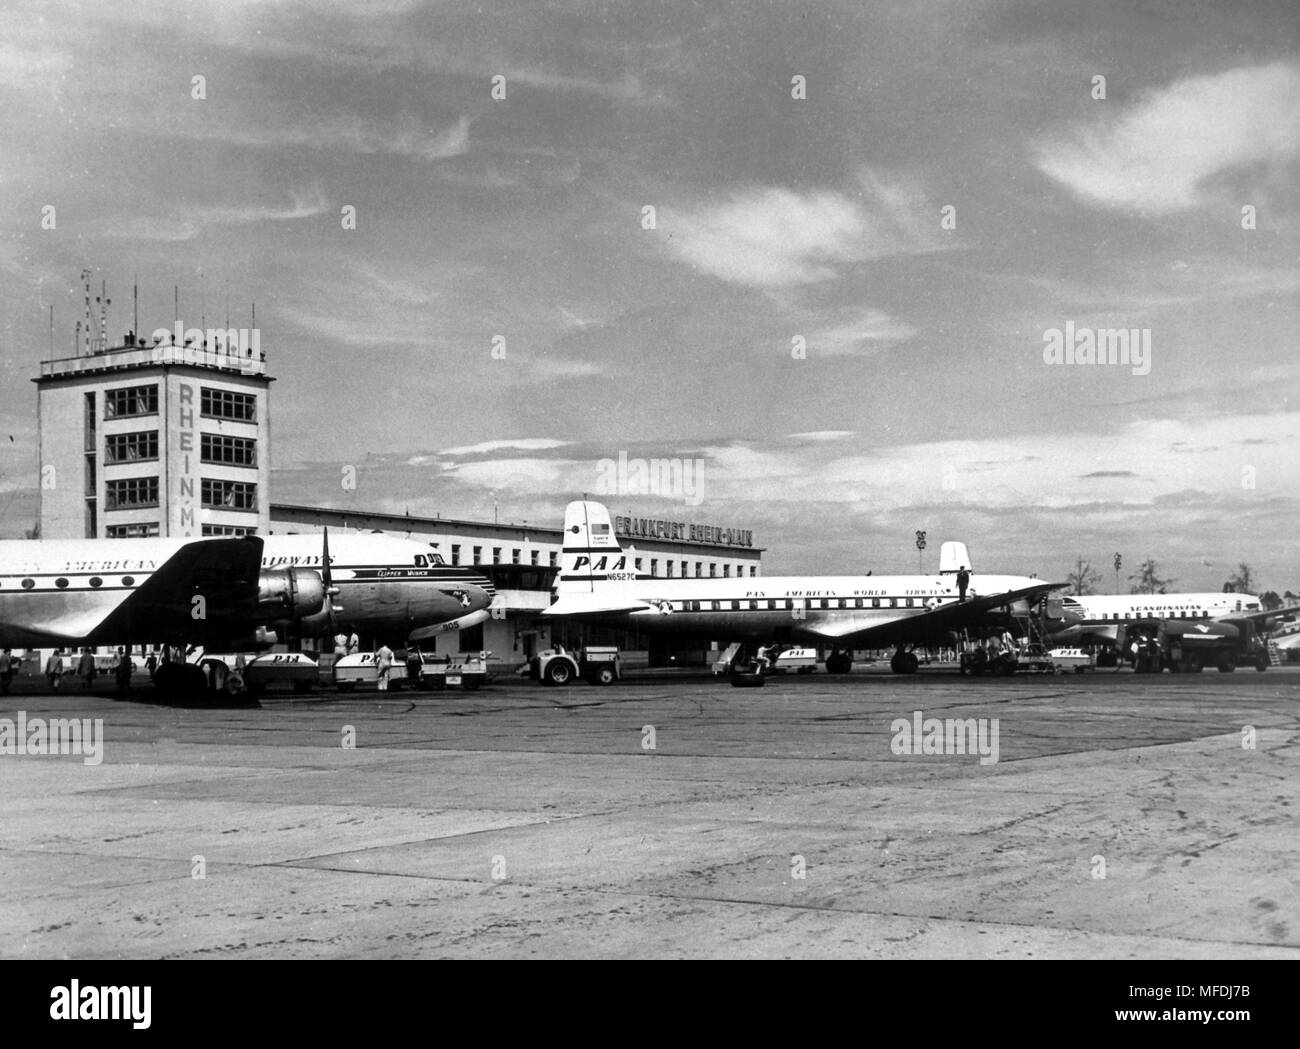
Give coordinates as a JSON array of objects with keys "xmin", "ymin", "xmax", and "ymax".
[{"xmin": 544, "ymin": 659, "xmax": 573, "ymax": 686}]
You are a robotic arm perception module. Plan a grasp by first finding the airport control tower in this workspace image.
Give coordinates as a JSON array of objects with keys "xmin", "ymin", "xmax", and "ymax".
[{"xmin": 34, "ymin": 282, "xmax": 273, "ymax": 540}]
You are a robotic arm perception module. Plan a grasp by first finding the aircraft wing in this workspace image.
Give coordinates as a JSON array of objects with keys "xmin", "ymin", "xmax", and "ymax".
[
  {"xmin": 542, "ymin": 595, "xmax": 658, "ymax": 617},
  {"xmin": 1224, "ymin": 607, "xmax": 1300, "ymax": 629},
  {"xmin": 89, "ymin": 537, "xmax": 265, "ymax": 644},
  {"xmin": 799, "ymin": 582, "xmax": 1066, "ymax": 646}
]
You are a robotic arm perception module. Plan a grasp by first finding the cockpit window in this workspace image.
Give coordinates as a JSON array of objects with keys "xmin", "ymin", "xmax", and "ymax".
[
  {"xmin": 414, "ymin": 554, "xmax": 427, "ymax": 568},
  {"xmin": 429, "ymin": 553, "xmax": 445, "ymax": 565}
]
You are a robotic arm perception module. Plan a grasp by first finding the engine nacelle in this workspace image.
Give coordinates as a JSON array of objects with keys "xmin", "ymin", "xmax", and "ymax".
[
  {"xmin": 257, "ymin": 568, "xmax": 326, "ymax": 622},
  {"xmin": 407, "ymin": 609, "xmax": 490, "ymax": 642}
]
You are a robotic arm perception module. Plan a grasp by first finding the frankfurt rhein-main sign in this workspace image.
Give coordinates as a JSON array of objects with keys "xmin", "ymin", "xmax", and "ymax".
[{"xmin": 613, "ymin": 514, "xmax": 754, "ymax": 548}]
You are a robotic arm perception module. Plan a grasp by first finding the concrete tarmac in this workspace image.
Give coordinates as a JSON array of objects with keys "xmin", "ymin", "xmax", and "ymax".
[{"xmin": 2, "ymin": 666, "xmax": 1298, "ymax": 958}]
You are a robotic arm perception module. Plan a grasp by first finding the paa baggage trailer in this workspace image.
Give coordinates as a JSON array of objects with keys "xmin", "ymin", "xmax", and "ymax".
[
  {"xmin": 333, "ymin": 651, "xmax": 492, "ymax": 692},
  {"xmin": 418, "ymin": 652, "xmax": 491, "ymax": 691},
  {"xmin": 1048, "ymin": 647, "xmax": 1095, "ymax": 673},
  {"xmin": 192, "ymin": 651, "xmax": 319, "ymax": 695}
]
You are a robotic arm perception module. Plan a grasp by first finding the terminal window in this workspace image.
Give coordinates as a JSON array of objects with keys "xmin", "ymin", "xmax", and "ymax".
[
  {"xmin": 549, "ymin": 551, "xmax": 557, "ymax": 567},
  {"xmin": 650, "ymin": 559, "xmax": 658, "ymax": 576},
  {"xmin": 451, "ymin": 544, "xmax": 461, "ymax": 565},
  {"xmin": 695, "ymin": 562, "xmax": 702, "ymax": 577},
  {"xmin": 473, "ymin": 546, "xmax": 482, "ymax": 564},
  {"xmin": 106, "ymin": 522, "xmax": 159, "ymax": 538},
  {"xmin": 493, "ymin": 547, "xmax": 501, "ymax": 564},
  {"xmin": 201, "ymin": 478, "xmax": 257, "ymax": 511},
  {"xmin": 105, "ymin": 477, "xmax": 159, "ymax": 509},
  {"xmin": 530, "ymin": 550, "xmax": 539, "ymax": 565},
  {"xmin": 105, "ymin": 430, "xmax": 158, "ymax": 464},
  {"xmin": 512, "ymin": 549, "xmax": 520, "ymax": 564},
  {"xmin": 200, "ymin": 387, "xmax": 257, "ymax": 422},
  {"xmin": 201, "ymin": 433, "xmax": 256, "ymax": 466},
  {"xmin": 202, "ymin": 524, "xmax": 256, "ymax": 536},
  {"xmin": 104, "ymin": 385, "xmax": 158, "ymax": 418}
]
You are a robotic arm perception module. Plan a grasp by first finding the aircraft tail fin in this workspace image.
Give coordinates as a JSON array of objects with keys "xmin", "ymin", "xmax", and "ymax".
[
  {"xmin": 939, "ymin": 541, "xmax": 972, "ymax": 574},
  {"xmin": 557, "ymin": 500, "xmax": 628, "ymax": 594}
]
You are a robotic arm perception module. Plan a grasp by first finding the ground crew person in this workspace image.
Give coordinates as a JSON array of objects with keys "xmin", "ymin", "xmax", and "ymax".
[{"xmin": 375, "ymin": 643, "xmax": 394, "ymax": 691}]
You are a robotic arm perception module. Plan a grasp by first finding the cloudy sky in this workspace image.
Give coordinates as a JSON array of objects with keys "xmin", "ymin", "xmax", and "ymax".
[{"xmin": 0, "ymin": 0, "xmax": 1296, "ymax": 590}]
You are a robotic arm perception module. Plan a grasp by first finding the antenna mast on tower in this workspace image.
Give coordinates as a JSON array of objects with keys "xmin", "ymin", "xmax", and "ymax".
[
  {"xmin": 80, "ymin": 268, "xmax": 92, "ymax": 356},
  {"xmin": 96, "ymin": 280, "xmax": 110, "ymax": 354}
]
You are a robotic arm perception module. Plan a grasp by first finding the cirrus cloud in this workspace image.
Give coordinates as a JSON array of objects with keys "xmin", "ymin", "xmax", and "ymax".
[{"xmin": 1034, "ymin": 62, "xmax": 1300, "ymax": 214}]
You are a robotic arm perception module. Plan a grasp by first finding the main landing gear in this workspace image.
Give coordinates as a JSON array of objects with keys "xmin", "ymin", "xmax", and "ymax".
[
  {"xmin": 889, "ymin": 647, "xmax": 920, "ymax": 675},
  {"xmin": 824, "ymin": 648, "xmax": 854, "ymax": 674}
]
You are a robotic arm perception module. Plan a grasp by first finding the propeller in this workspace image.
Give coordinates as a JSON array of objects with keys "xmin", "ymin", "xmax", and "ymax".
[{"xmin": 321, "ymin": 527, "xmax": 343, "ymax": 632}]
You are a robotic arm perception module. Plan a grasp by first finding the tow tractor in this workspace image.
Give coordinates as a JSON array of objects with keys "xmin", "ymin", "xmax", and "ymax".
[{"xmin": 527, "ymin": 644, "xmax": 621, "ymax": 686}]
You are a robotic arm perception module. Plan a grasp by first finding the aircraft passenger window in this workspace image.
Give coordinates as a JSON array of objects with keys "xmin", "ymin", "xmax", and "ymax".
[
  {"xmin": 854, "ymin": 598, "xmax": 863, "ymax": 609},
  {"xmin": 21, "ymin": 578, "xmax": 34, "ymax": 589},
  {"xmin": 906, "ymin": 598, "xmax": 914, "ymax": 608},
  {"xmin": 56, "ymin": 578, "xmax": 68, "ymax": 589},
  {"xmin": 90, "ymin": 577, "xmax": 102, "ymax": 588},
  {"xmin": 122, "ymin": 576, "xmax": 135, "ymax": 587},
  {"xmin": 872, "ymin": 598, "xmax": 881, "ymax": 608}
]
